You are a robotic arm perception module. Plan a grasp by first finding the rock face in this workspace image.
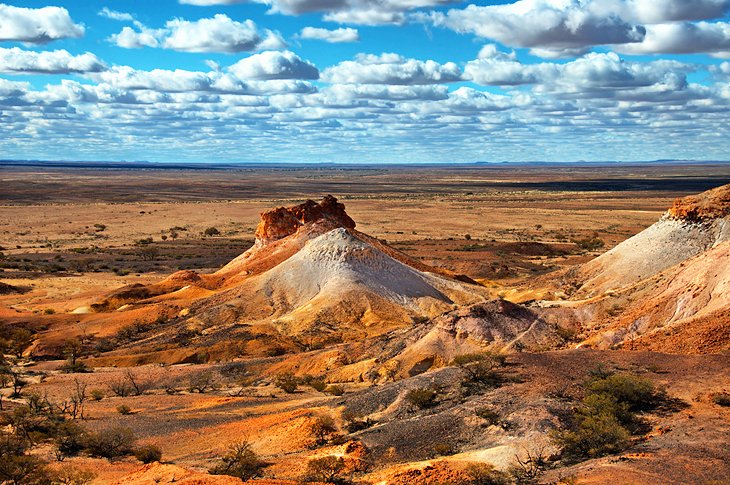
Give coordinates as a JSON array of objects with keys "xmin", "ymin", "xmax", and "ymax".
[
  {"xmin": 254, "ymin": 195, "xmax": 356, "ymax": 246},
  {"xmin": 668, "ymin": 184, "xmax": 730, "ymax": 221}
]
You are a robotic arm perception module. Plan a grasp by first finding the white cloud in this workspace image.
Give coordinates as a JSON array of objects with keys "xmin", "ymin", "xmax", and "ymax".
[
  {"xmin": 463, "ymin": 51, "xmax": 691, "ymax": 101},
  {"xmin": 322, "ymin": 53, "xmax": 462, "ymax": 84},
  {"xmin": 0, "ymin": 4, "xmax": 85, "ymax": 43},
  {"xmin": 615, "ymin": 22, "xmax": 730, "ymax": 56},
  {"xmin": 109, "ymin": 14, "xmax": 286, "ymax": 53},
  {"xmin": 110, "ymin": 26, "xmax": 161, "ymax": 49},
  {"xmin": 98, "ymin": 7, "xmax": 134, "ymax": 22},
  {"xmin": 228, "ymin": 51, "xmax": 319, "ymax": 80},
  {"xmin": 300, "ymin": 27, "xmax": 359, "ymax": 43},
  {"xmin": 91, "ymin": 65, "xmax": 317, "ymax": 95},
  {"xmin": 180, "ymin": 0, "xmax": 457, "ymax": 25},
  {"xmin": 0, "ymin": 47, "xmax": 106, "ymax": 74}
]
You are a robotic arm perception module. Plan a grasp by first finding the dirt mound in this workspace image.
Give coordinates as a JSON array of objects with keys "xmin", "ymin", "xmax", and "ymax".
[
  {"xmin": 577, "ymin": 240, "xmax": 730, "ymax": 353},
  {"xmin": 388, "ymin": 299, "xmax": 560, "ymax": 376},
  {"xmin": 569, "ymin": 184, "xmax": 730, "ymax": 298},
  {"xmin": 668, "ymin": 183, "xmax": 730, "ymax": 221},
  {"xmin": 69, "ymin": 196, "xmax": 490, "ymax": 357}
]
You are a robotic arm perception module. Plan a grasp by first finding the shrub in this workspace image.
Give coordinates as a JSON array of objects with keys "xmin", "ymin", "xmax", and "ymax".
[
  {"xmin": 551, "ymin": 370, "xmax": 664, "ymax": 462},
  {"xmin": 464, "ymin": 463, "xmax": 511, "ymax": 485},
  {"xmin": 325, "ymin": 384, "xmax": 345, "ymax": 396},
  {"xmin": 53, "ymin": 421, "xmax": 87, "ymax": 458},
  {"xmin": 305, "ymin": 377, "xmax": 327, "ymax": 393},
  {"xmin": 711, "ymin": 392, "xmax": 730, "ymax": 407},
  {"xmin": 0, "ymin": 431, "xmax": 50, "ymax": 484},
  {"xmin": 188, "ymin": 371, "xmax": 218, "ymax": 393},
  {"xmin": 51, "ymin": 464, "xmax": 97, "ymax": 485},
  {"xmin": 305, "ymin": 455, "xmax": 346, "ymax": 484},
  {"xmin": 475, "ymin": 407, "xmax": 501, "ymax": 426},
  {"xmin": 209, "ymin": 440, "xmax": 263, "ymax": 480},
  {"xmin": 116, "ymin": 404, "xmax": 132, "ymax": 415},
  {"xmin": 405, "ymin": 387, "xmax": 438, "ymax": 409},
  {"xmin": 432, "ymin": 442, "xmax": 456, "ymax": 456},
  {"xmin": 308, "ymin": 415, "xmax": 339, "ymax": 447},
  {"xmin": 134, "ymin": 444, "xmax": 162, "ymax": 464},
  {"xmin": 90, "ymin": 389, "xmax": 105, "ymax": 401},
  {"xmin": 585, "ymin": 373, "xmax": 662, "ymax": 412},
  {"xmin": 85, "ymin": 427, "xmax": 136, "ymax": 459},
  {"xmin": 453, "ymin": 352, "xmax": 507, "ymax": 392},
  {"xmin": 551, "ymin": 412, "xmax": 630, "ymax": 460},
  {"xmin": 274, "ymin": 372, "xmax": 298, "ymax": 394},
  {"xmin": 203, "ymin": 227, "xmax": 220, "ymax": 237}
]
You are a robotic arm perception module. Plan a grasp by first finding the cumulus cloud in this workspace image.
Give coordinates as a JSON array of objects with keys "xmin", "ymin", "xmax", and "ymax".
[
  {"xmin": 322, "ymin": 53, "xmax": 462, "ymax": 84},
  {"xmin": 615, "ymin": 22, "xmax": 730, "ymax": 56},
  {"xmin": 98, "ymin": 7, "xmax": 134, "ymax": 22},
  {"xmin": 464, "ymin": 51, "xmax": 690, "ymax": 100},
  {"xmin": 0, "ymin": 4, "xmax": 85, "ymax": 43},
  {"xmin": 300, "ymin": 27, "xmax": 359, "ymax": 43},
  {"xmin": 109, "ymin": 14, "xmax": 286, "ymax": 53},
  {"xmin": 91, "ymin": 65, "xmax": 317, "ymax": 95},
  {"xmin": 429, "ymin": 0, "xmax": 730, "ymax": 57},
  {"xmin": 0, "ymin": 47, "xmax": 106, "ymax": 74},
  {"xmin": 228, "ymin": 51, "xmax": 319, "ymax": 80},
  {"xmin": 180, "ymin": 0, "xmax": 457, "ymax": 25}
]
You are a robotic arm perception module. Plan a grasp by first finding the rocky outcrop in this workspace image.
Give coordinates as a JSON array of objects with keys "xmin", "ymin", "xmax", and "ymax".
[
  {"xmin": 668, "ymin": 183, "xmax": 730, "ymax": 221},
  {"xmin": 254, "ymin": 195, "xmax": 355, "ymax": 245}
]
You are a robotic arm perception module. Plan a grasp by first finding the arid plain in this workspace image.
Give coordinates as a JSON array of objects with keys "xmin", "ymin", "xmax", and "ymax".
[{"xmin": 1, "ymin": 162, "xmax": 729, "ymax": 484}]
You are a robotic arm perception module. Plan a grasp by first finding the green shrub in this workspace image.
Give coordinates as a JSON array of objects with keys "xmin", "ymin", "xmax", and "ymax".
[
  {"xmin": 90, "ymin": 389, "xmax": 105, "ymax": 401},
  {"xmin": 405, "ymin": 387, "xmax": 438, "ymax": 409},
  {"xmin": 308, "ymin": 415, "xmax": 338, "ymax": 447},
  {"xmin": 209, "ymin": 440, "xmax": 263, "ymax": 480},
  {"xmin": 552, "ymin": 412, "xmax": 630, "ymax": 459},
  {"xmin": 134, "ymin": 444, "xmax": 162, "ymax": 464},
  {"xmin": 585, "ymin": 373, "xmax": 662, "ymax": 412},
  {"xmin": 551, "ymin": 370, "xmax": 665, "ymax": 462}
]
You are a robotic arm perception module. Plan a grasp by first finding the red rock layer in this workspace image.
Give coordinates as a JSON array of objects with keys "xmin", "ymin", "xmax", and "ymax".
[{"xmin": 254, "ymin": 195, "xmax": 356, "ymax": 245}]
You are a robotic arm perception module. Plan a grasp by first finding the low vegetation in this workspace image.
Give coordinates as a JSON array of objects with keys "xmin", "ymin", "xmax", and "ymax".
[
  {"xmin": 209, "ymin": 440, "xmax": 263, "ymax": 480},
  {"xmin": 551, "ymin": 368, "xmax": 668, "ymax": 462}
]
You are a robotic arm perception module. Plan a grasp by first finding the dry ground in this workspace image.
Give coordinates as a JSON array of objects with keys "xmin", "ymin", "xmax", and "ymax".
[{"xmin": 2, "ymin": 162, "xmax": 730, "ymax": 484}]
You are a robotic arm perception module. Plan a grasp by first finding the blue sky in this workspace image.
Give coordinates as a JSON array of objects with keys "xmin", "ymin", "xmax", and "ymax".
[{"xmin": 1, "ymin": 0, "xmax": 730, "ymax": 163}]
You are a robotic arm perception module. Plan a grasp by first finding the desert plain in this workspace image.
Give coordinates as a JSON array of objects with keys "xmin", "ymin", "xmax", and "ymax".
[{"xmin": 1, "ymin": 161, "xmax": 729, "ymax": 484}]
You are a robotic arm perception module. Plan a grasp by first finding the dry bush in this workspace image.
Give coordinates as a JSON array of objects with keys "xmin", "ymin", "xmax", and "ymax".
[
  {"xmin": 209, "ymin": 440, "xmax": 263, "ymax": 480},
  {"xmin": 305, "ymin": 455, "xmax": 346, "ymax": 484},
  {"xmin": 308, "ymin": 415, "xmax": 339, "ymax": 448},
  {"xmin": 464, "ymin": 463, "xmax": 511, "ymax": 485},
  {"xmin": 711, "ymin": 392, "xmax": 730, "ymax": 407},
  {"xmin": 134, "ymin": 444, "xmax": 162, "ymax": 464},
  {"xmin": 52, "ymin": 464, "xmax": 96, "ymax": 485},
  {"xmin": 405, "ymin": 387, "xmax": 438, "ymax": 409},
  {"xmin": 274, "ymin": 372, "xmax": 299, "ymax": 394},
  {"xmin": 85, "ymin": 427, "xmax": 136, "ymax": 459}
]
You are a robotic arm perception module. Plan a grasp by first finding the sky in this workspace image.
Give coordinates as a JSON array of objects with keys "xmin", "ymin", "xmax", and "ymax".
[{"xmin": 1, "ymin": 1, "xmax": 730, "ymax": 163}]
